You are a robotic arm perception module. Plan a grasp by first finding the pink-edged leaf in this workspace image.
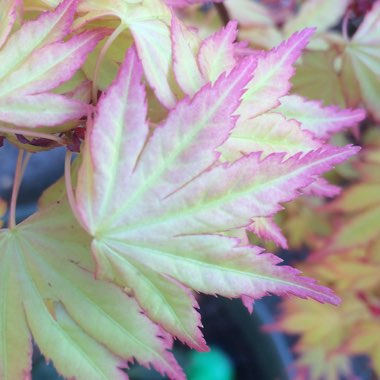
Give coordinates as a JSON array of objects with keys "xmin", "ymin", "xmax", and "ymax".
[
  {"xmin": 0, "ymin": 0, "xmax": 78, "ymax": 79},
  {"xmin": 275, "ymin": 95, "xmax": 366, "ymax": 140},
  {"xmin": 106, "ymin": 255, "xmax": 208, "ymax": 351},
  {"xmin": 302, "ymin": 177, "xmax": 342, "ymax": 198},
  {"xmin": 126, "ymin": 56, "xmax": 256, "ymax": 206},
  {"xmin": 0, "ymin": 29, "xmax": 108, "ymax": 96},
  {"xmin": 0, "ymin": 94, "xmax": 91, "ymax": 127},
  {"xmin": 249, "ymin": 217, "xmax": 288, "ymax": 249},
  {"xmin": 198, "ymin": 21, "xmax": 238, "ymax": 83},
  {"xmin": 220, "ymin": 113, "xmax": 321, "ymax": 162},
  {"xmin": 0, "ymin": 0, "xmax": 21, "ymax": 49},
  {"xmin": 78, "ymin": 53, "xmax": 257, "ymax": 232},
  {"xmin": 77, "ymin": 47, "xmax": 149, "ymax": 231},
  {"xmin": 238, "ymin": 28, "xmax": 315, "ymax": 121},
  {"xmin": 74, "ymin": 40, "xmax": 358, "ymax": 357},
  {"xmin": 107, "ymin": 146, "xmax": 358, "ymax": 239},
  {"xmin": 94, "ymin": 235, "xmax": 339, "ymax": 306},
  {"xmin": 171, "ymin": 16, "xmax": 204, "ymax": 96}
]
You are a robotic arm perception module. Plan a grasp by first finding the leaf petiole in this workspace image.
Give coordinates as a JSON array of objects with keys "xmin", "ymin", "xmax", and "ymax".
[
  {"xmin": 64, "ymin": 150, "xmax": 86, "ymax": 231},
  {"xmin": 9, "ymin": 149, "xmax": 30, "ymax": 229}
]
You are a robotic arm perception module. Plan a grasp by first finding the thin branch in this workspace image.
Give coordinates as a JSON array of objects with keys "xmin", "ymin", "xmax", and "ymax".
[
  {"xmin": 9, "ymin": 150, "xmax": 25, "ymax": 229},
  {"xmin": 0, "ymin": 125, "xmax": 66, "ymax": 145},
  {"xmin": 92, "ymin": 23, "xmax": 125, "ymax": 104},
  {"xmin": 342, "ymin": 10, "xmax": 352, "ymax": 41},
  {"xmin": 64, "ymin": 150, "xmax": 87, "ymax": 231},
  {"xmin": 215, "ymin": 3, "xmax": 231, "ymax": 27}
]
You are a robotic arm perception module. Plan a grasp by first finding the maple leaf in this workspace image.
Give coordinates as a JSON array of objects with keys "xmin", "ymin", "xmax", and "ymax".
[
  {"xmin": 276, "ymin": 130, "xmax": 380, "ymax": 380},
  {"xmin": 275, "ymin": 292, "xmax": 371, "ymax": 380},
  {"xmin": 341, "ymin": 0, "xmax": 380, "ymax": 121},
  {"xmin": 170, "ymin": 20, "xmax": 363, "ymax": 251},
  {"xmin": 171, "ymin": 22, "xmax": 364, "ymax": 164},
  {"xmin": 72, "ymin": 0, "xmax": 175, "ymax": 108},
  {"xmin": 0, "ymin": 0, "xmax": 106, "ymax": 132},
  {"xmin": 286, "ymin": 0, "xmax": 380, "ymax": 122},
  {"xmin": 0, "ymin": 197, "xmax": 183, "ymax": 380},
  {"xmin": 72, "ymin": 46, "xmax": 359, "ymax": 354}
]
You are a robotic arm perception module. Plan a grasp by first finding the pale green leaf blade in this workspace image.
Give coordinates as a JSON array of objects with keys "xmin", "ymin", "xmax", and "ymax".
[
  {"xmin": 102, "ymin": 254, "xmax": 207, "ymax": 351},
  {"xmin": 93, "ymin": 234, "xmax": 338, "ymax": 305},
  {"xmin": 129, "ymin": 18, "xmax": 177, "ymax": 108},
  {"xmin": 0, "ymin": 233, "xmax": 32, "ymax": 380},
  {"xmin": 0, "ymin": 197, "xmax": 184, "ymax": 380},
  {"xmin": 284, "ymin": 0, "xmax": 349, "ymax": 36},
  {"xmin": 292, "ymin": 50, "xmax": 346, "ymax": 107},
  {"xmin": 171, "ymin": 16, "xmax": 204, "ymax": 96},
  {"xmin": 343, "ymin": 33, "xmax": 380, "ymax": 121}
]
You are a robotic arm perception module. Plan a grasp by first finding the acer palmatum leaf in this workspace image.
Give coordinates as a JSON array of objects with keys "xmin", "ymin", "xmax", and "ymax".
[
  {"xmin": 73, "ymin": 47, "xmax": 358, "ymax": 355},
  {"xmin": 74, "ymin": 0, "xmax": 175, "ymax": 108},
  {"xmin": 170, "ymin": 21, "xmax": 364, "ymax": 176},
  {"xmin": 342, "ymin": 0, "xmax": 380, "ymax": 121},
  {"xmin": 0, "ymin": 199, "xmax": 183, "ymax": 380},
  {"xmin": 0, "ymin": 0, "xmax": 105, "ymax": 129}
]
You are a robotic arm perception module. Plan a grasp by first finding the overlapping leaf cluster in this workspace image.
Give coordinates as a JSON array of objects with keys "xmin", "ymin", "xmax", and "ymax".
[
  {"xmin": 0, "ymin": 0, "xmax": 365, "ymax": 379},
  {"xmin": 223, "ymin": 0, "xmax": 380, "ymax": 122},
  {"xmin": 276, "ymin": 130, "xmax": 380, "ymax": 380},
  {"xmin": 235, "ymin": 2, "xmax": 380, "ymax": 378}
]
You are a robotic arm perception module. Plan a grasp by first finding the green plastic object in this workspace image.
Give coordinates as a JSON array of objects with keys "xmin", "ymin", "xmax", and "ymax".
[{"xmin": 186, "ymin": 346, "xmax": 235, "ymax": 380}]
